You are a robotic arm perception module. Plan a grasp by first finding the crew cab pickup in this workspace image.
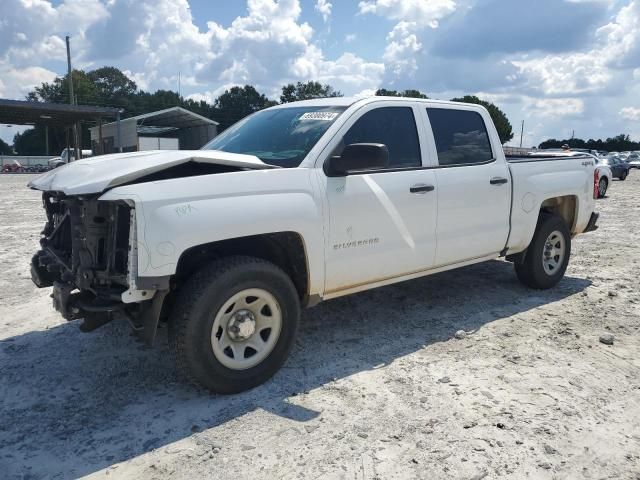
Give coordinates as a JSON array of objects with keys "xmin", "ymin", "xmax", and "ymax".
[{"xmin": 28, "ymin": 97, "xmax": 600, "ymax": 393}]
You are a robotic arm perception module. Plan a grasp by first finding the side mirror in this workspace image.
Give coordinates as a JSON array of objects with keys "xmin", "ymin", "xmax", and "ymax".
[{"xmin": 325, "ymin": 143, "xmax": 389, "ymax": 177}]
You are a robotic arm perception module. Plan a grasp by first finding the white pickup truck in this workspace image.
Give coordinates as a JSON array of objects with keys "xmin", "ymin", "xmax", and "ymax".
[{"xmin": 28, "ymin": 97, "xmax": 600, "ymax": 393}]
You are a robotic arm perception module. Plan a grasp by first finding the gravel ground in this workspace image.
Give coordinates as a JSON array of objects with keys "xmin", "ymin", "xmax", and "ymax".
[{"xmin": 0, "ymin": 173, "xmax": 639, "ymax": 480}]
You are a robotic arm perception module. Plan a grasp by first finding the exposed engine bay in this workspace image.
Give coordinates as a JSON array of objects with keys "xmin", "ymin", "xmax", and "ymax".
[{"xmin": 30, "ymin": 193, "xmax": 164, "ymax": 340}]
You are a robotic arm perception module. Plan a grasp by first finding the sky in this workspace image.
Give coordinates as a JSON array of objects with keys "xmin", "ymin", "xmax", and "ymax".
[{"xmin": 0, "ymin": 0, "xmax": 639, "ymax": 147}]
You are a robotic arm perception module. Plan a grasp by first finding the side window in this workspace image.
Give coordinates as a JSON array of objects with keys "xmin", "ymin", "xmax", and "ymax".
[
  {"xmin": 426, "ymin": 108, "xmax": 494, "ymax": 166},
  {"xmin": 342, "ymin": 107, "xmax": 421, "ymax": 168}
]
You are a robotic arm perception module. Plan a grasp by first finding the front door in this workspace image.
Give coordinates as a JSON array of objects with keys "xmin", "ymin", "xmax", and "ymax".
[{"xmin": 320, "ymin": 104, "xmax": 438, "ymax": 295}]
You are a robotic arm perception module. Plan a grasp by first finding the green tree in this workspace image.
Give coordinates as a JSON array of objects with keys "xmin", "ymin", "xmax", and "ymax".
[
  {"xmin": 27, "ymin": 69, "xmax": 99, "ymax": 105},
  {"xmin": 375, "ymin": 88, "xmax": 428, "ymax": 99},
  {"xmin": 280, "ymin": 81, "xmax": 342, "ymax": 103},
  {"xmin": 215, "ymin": 85, "xmax": 277, "ymax": 130},
  {"xmin": 451, "ymin": 95, "xmax": 513, "ymax": 145},
  {"xmin": 0, "ymin": 137, "xmax": 13, "ymax": 155},
  {"xmin": 539, "ymin": 134, "xmax": 640, "ymax": 151},
  {"xmin": 88, "ymin": 67, "xmax": 137, "ymax": 98},
  {"xmin": 13, "ymin": 129, "xmax": 47, "ymax": 155},
  {"xmin": 24, "ymin": 69, "xmax": 104, "ymax": 154},
  {"xmin": 87, "ymin": 66, "xmax": 138, "ymax": 112}
]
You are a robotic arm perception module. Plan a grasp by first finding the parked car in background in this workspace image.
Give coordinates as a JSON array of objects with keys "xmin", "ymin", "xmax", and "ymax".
[
  {"xmin": 594, "ymin": 158, "xmax": 613, "ymax": 198},
  {"xmin": 627, "ymin": 152, "xmax": 640, "ymax": 169},
  {"xmin": 1, "ymin": 161, "xmax": 24, "ymax": 173},
  {"xmin": 48, "ymin": 148, "xmax": 93, "ymax": 168},
  {"xmin": 600, "ymin": 156, "xmax": 630, "ymax": 180}
]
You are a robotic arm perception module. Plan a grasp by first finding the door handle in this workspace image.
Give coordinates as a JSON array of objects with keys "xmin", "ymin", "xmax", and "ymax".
[
  {"xmin": 410, "ymin": 184, "xmax": 435, "ymax": 194},
  {"xmin": 490, "ymin": 177, "xmax": 509, "ymax": 185}
]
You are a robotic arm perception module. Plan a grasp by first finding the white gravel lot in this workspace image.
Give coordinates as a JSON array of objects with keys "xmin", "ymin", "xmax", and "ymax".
[{"xmin": 0, "ymin": 173, "xmax": 639, "ymax": 480}]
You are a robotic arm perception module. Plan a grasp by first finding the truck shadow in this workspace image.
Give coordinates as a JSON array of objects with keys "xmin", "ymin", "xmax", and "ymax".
[{"xmin": 0, "ymin": 260, "xmax": 591, "ymax": 479}]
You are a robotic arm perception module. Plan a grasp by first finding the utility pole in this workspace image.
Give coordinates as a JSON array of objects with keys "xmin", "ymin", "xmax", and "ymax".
[
  {"xmin": 178, "ymin": 71, "xmax": 181, "ymax": 100},
  {"xmin": 519, "ymin": 120, "xmax": 524, "ymax": 148},
  {"xmin": 65, "ymin": 35, "xmax": 80, "ymax": 161}
]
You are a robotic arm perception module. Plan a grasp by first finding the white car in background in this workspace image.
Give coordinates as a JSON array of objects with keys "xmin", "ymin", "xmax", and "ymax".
[
  {"xmin": 627, "ymin": 152, "xmax": 640, "ymax": 169},
  {"xmin": 48, "ymin": 148, "xmax": 94, "ymax": 168},
  {"xmin": 594, "ymin": 157, "xmax": 613, "ymax": 198}
]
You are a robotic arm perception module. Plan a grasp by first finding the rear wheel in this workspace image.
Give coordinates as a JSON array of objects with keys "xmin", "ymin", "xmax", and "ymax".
[
  {"xmin": 598, "ymin": 177, "xmax": 608, "ymax": 198},
  {"xmin": 169, "ymin": 256, "xmax": 300, "ymax": 394},
  {"xmin": 514, "ymin": 213, "xmax": 571, "ymax": 289}
]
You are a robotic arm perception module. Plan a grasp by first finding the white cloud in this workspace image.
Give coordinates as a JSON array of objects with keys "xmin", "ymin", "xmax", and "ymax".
[
  {"xmin": 512, "ymin": 53, "xmax": 612, "ymax": 96},
  {"xmin": 525, "ymin": 98, "xmax": 585, "ymax": 118},
  {"xmin": 512, "ymin": 0, "xmax": 640, "ymax": 96},
  {"xmin": 0, "ymin": 65, "xmax": 57, "ymax": 98},
  {"xmin": 595, "ymin": 0, "xmax": 640, "ymax": 69},
  {"xmin": 358, "ymin": 0, "xmax": 456, "ymax": 27},
  {"xmin": 85, "ymin": 0, "xmax": 211, "ymax": 91},
  {"xmin": 382, "ymin": 22, "xmax": 422, "ymax": 77},
  {"xmin": 0, "ymin": 0, "xmax": 108, "ymax": 65},
  {"xmin": 345, "ymin": 34, "xmax": 356, "ymax": 43},
  {"xmin": 0, "ymin": 0, "xmax": 383, "ymax": 100},
  {"xmin": 315, "ymin": 0, "xmax": 332, "ymax": 22},
  {"xmin": 620, "ymin": 107, "xmax": 640, "ymax": 121},
  {"xmin": 199, "ymin": 0, "xmax": 383, "ymax": 95}
]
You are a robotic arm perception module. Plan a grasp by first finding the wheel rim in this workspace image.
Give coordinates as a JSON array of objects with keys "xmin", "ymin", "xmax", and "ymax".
[
  {"xmin": 210, "ymin": 288, "xmax": 282, "ymax": 370},
  {"xmin": 542, "ymin": 230, "xmax": 566, "ymax": 276},
  {"xmin": 599, "ymin": 179, "xmax": 606, "ymax": 197}
]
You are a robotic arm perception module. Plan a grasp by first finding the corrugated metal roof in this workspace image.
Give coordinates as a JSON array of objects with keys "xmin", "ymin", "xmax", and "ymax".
[
  {"xmin": 103, "ymin": 106, "xmax": 219, "ymax": 128},
  {"xmin": 0, "ymin": 98, "xmax": 120, "ymax": 126}
]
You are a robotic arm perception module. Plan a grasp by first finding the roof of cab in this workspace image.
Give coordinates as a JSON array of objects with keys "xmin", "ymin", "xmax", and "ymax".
[{"xmin": 268, "ymin": 96, "xmax": 484, "ymax": 110}]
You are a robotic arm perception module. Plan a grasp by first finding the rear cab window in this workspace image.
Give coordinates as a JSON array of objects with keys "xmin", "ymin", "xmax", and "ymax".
[{"xmin": 426, "ymin": 108, "xmax": 494, "ymax": 166}]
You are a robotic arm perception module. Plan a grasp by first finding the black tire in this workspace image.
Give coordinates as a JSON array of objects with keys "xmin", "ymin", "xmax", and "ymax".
[
  {"xmin": 620, "ymin": 170, "xmax": 628, "ymax": 181},
  {"xmin": 598, "ymin": 177, "xmax": 608, "ymax": 198},
  {"xmin": 514, "ymin": 212, "xmax": 571, "ymax": 289},
  {"xmin": 169, "ymin": 256, "xmax": 300, "ymax": 394}
]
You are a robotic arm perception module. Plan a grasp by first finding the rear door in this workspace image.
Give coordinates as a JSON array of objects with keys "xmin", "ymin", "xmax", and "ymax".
[{"xmin": 424, "ymin": 107, "xmax": 511, "ymax": 266}]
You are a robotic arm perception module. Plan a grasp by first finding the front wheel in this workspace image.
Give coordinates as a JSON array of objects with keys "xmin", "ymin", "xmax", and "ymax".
[
  {"xmin": 169, "ymin": 256, "xmax": 300, "ymax": 394},
  {"xmin": 620, "ymin": 170, "xmax": 628, "ymax": 181},
  {"xmin": 514, "ymin": 213, "xmax": 571, "ymax": 289}
]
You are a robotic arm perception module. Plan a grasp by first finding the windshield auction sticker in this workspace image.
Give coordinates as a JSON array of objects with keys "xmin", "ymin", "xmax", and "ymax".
[{"xmin": 299, "ymin": 112, "xmax": 339, "ymax": 121}]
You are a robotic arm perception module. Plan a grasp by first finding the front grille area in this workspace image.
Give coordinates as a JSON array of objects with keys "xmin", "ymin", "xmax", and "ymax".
[{"xmin": 33, "ymin": 193, "xmax": 131, "ymax": 294}]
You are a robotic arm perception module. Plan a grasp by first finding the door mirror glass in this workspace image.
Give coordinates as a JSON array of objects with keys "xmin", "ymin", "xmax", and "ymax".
[{"xmin": 326, "ymin": 143, "xmax": 389, "ymax": 176}]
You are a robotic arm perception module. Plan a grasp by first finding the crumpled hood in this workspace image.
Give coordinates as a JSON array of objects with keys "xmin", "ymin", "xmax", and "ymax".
[{"xmin": 28, "ymin": 150, "xmax": 276, "ymax": 195}]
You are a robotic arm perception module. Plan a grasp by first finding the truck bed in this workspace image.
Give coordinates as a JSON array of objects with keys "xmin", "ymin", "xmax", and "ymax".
[{"xmin": 506, "ymin": 153, "xmax": 592, "ymax": 163}]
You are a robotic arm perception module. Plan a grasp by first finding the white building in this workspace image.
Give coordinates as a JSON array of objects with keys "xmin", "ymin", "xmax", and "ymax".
[{"xmin": 90, "ymin": 107, "xmax": 218, "ymax": 154}]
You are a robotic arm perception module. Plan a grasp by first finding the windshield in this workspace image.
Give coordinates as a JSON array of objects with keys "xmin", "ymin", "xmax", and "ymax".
[{"xmin": 202, "ymin": 106, "xmax": 347, "ymax": 168}]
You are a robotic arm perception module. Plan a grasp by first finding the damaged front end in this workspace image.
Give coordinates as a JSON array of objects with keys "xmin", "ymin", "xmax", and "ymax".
[{"xmin": 31, "ymin": 192, "xmax": 166, "ymax": 343}]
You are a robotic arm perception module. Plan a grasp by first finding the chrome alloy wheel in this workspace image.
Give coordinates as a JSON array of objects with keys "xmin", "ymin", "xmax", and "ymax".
[
  {"xmin": 210, "ymin": 288, "xmax": 282, "ymax": 370},
  {"xmin": 542, "ymin": 230, "xmax": 566, "ymax": 276}
]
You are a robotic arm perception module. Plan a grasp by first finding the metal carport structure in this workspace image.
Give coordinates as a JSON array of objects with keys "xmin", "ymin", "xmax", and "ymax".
[
  {"xmin": 0, "ymin": 98, "xmax": 122, "ymax": 157},
  {"xmin": 89, "ymin": 107, "xmax": 218, "ymax": 153}
]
